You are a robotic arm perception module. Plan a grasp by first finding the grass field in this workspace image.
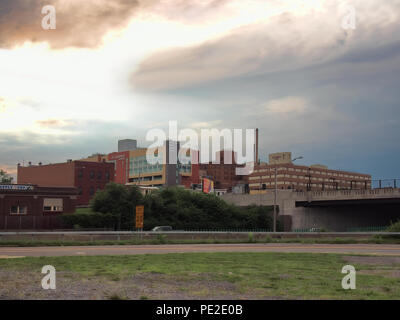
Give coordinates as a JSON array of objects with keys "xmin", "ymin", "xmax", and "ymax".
[{"xmin": 0, "ymin": 252, "xmax": 399, "ymax": 300}]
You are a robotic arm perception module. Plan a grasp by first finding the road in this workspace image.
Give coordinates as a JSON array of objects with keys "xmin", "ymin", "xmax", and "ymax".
[{"xmin": 0, "ymin": 243, "xmax": 399, "ymax": 257}]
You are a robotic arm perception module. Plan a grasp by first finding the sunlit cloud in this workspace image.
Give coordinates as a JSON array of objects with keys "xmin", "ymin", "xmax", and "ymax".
[
  {"xmin": 0, "ymin": 0, "xmax": 399, "ymax": 179},
  {"xmin": 263, "ymin": 97, "xmax": 308, "ymax": 115}
]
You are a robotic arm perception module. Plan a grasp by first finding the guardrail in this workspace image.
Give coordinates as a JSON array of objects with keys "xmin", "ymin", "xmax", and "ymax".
[{"xmin": 0, "ymin": 231, "xmax": 399, "ymax": 236}]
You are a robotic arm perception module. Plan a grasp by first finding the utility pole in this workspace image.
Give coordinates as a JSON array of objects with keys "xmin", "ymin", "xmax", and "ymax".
[{"xmin": 273, "ymin": 166, "xmax": 277, "ymax": 232}]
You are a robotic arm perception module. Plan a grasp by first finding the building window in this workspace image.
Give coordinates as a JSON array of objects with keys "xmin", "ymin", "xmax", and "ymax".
[
  {"xmin": 97, "ymin": 171, "xmax": 102, "ymax": 180},
  {"xmin": 90, "ymin": 171, "xmax": 95, "ymax": 179},
  {"xmin": 43, "ymin": 198, "xmax": 63, "ymax": 212},
  {"xmin": 78, "ymin": 169, "xmax": 83, "ymax": 179},
  {"xmin": 78, "ymin": 187, "xmax": 83, "ymax": 195},
  {"xmin": 89, "ymin": 187, "xmax": 95, "ymax": 196},
  {"xmin": 105, "ymin": 171, "xmax": 110, "ymax": 181},
  {"xmin": 10, "ymin": 205, "xmax": 27, "ymax": 215}
]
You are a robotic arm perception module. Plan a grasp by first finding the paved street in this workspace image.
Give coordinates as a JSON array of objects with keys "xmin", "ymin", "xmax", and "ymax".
[{"xmin": 0, "ymin": 243, "xmax": 399, "ymax": 257}]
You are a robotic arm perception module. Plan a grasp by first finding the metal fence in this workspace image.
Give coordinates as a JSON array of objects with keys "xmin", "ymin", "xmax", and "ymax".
[
  {"xmin": 293, "ymin": 226, "xmax": 390, "ymax": 232},
  {"xmin": 371, "ymin": 179, "xmax": 400, "ymax": 189},
  {"xmin": 346, "ymin": 226, "xmax": 389, "ymax": 232},
  {"xmin": 183, "ymin": 229, "xmax": 273, "ymax": 233},
  {"xmin": 0, "ymin": 215, "xmax": 62, "ymax": 230}
]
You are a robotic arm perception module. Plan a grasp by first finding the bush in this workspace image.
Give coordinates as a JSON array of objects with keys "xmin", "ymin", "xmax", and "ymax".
[
  {"xmin": 386, "ymin": 220, "xmax": 400, "ymax": 232},
  {"xmin": 248, "ymin": 232, "xmax": 255, "ymax": 243},
  {"xmin": 143, "ymin": 188, "xmax": 276, "ymax": 231},
  {"xmin": 61, "ymin": 212, "xmax": 117, "ymax": 229},
  {"xmin": 157, "ymin": 234, "xmax": 167, "ymax": 244},
  {"xmin": 384, "ymin": 220, "xmax": 400, "ymax": 239}
]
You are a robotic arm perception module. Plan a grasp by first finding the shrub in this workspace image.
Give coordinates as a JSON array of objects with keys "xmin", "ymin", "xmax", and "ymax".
[
  {"xmin": 61, "ymin": 212, "xmax": 116, "ymax": 229},
  {"xmin": 248, "ymin": 232, "xmax": 255, "ymax": 243},
  {"xmin": 157, "ymin": 234, "xmax": 167, "ymax": 244},
  {"xmin": 384, "ymin": 220, "xmax": 400, "ymax": 239},
  {"xmin": 386, "ymin": 220, "xmax": 400, "ymax": 232}
]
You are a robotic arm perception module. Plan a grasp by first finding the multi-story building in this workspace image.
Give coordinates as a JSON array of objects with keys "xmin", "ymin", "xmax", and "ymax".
[
  {"xmin": 199, "ymin": 150, "xmax": 248, "ymax": 191},
  {"xmin": 81, "ymin": 150, "xmax": 131, "ymax": 185},
  {"xmin": 81, "ymin": 139, "xmax": 200, "ymax": 189},
  {"xmin": 118, "ymin": 139, "xmax": 138, "ymax": 152},
  {"xmin": 127, "ymin": 140, "xmax": 200, "ymax": 188},
  {"xmin": 249, "ymin": 152, "xmax": 371, "ymax": 193},
  {"xmin": 17, "ymin": 160, "xmax": 114, "ymax": 206}
]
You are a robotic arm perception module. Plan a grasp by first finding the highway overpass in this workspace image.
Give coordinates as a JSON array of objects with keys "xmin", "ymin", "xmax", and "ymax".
[{"xmin": 221, "ymin": 188, "xmax": 400, "ymax": 231}]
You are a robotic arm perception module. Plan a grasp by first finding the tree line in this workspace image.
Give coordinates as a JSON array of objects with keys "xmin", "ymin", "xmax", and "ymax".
[{"xmin": 61, "ymin": 183, "xmax": 281, "ymax": 231}]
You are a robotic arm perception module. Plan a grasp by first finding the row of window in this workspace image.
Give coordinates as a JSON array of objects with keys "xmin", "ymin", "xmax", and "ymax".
[
  {"xmin": 249, "ymin": 181, "xmax": 371, "ymax": 189},
  {"xmin": 78, "ymin": 170, "xmax": 110, "ymax": 180},
  {"xmin": 77, "ymin": 186, "xmax": 102, "ymax": 196},
  {"xmin": 249, "ymin": 175, "xmax": 371, "ymax": 184},
  {"xmin": 10, "ymin": 199, "xmax": 64, "ymax": 215},
  {"xmin": 254, "ymin": 168, "xmax": 369, "ymax": 179},
  {"xmin": 129, "ymin": 155, "xmax": 164, "ymax": 175},
  {"xmin": 129, "ymin": 175, "xmax": 163, "ymax": 183}
]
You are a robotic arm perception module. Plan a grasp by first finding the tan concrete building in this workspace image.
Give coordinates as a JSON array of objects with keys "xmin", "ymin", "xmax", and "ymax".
[{"xmin": 249, "ymin": 153, "xmax": 371, "ymax": 193}]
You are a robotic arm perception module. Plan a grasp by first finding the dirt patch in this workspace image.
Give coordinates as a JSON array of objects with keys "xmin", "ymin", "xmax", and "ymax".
[
  {"xmin": 0, "ymin": 270, "xmax": 262, "ymax": 300},
  {"xmin": 343, "ymin": 256, "xmax": 400, "ymax": 266}
]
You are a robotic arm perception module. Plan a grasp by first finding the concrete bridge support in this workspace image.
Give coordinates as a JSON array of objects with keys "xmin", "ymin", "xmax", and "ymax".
[{"xmin": 221, "ymin": 189, "xmax": 400, "ymax": 231}]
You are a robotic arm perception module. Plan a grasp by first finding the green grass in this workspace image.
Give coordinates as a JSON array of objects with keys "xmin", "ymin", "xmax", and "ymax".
[
  {"xmin": 75, "ymin": 207, "xmax": 94, "ymax": 214},
  {"xmin": 0, "ymin": 252, "xmax": 399, "ymax": 299},
  {"xmin": 0, "ymin": 236, "xmax": 399, "ymax": 247}
]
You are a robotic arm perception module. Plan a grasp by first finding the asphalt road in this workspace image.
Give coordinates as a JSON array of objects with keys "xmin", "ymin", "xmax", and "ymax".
[{"xmin": 0, "ymin": 243, "xmax": 399, "ymax": 257}]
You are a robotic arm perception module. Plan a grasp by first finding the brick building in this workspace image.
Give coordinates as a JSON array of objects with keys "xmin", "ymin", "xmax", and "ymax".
[
  {"xmin": 17, "ymin": 160, "xmax": 114, "ymax": 206},
  {"xmin": 82, "ymin": 140, "xmax": 201, "ymax": 189},
  {"xmin": 199, "ymin": 150, "xmax": 248, "ymax": 191},
  {"xmin": 249, "ymin": 152, "xmax": 371, "ymax": 193},
  {"xmin": 0, "ymin": 184, "xmax": 78, "ymax": 230}
]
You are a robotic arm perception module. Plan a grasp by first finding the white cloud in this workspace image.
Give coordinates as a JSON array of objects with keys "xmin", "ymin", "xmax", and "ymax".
[{"xmin": 263, "ymin": 97, "xmax": 308, "ymax": 114}]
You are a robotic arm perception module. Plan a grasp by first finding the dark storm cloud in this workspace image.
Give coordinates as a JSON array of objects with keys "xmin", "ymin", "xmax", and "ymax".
[
  {"xmin": 130, "ymin": 1, "xmax": 400, "ymax": 92},
  {"xmin": 128, "ymin": 0, "xmax": 400, "ymax": 178},
  {"xmin": 0, "ymin": 0, "xmax": 141, "ymax": 49},
  {"xmin": 0, "ymin": 0, "xmax": 231, "ymax": 49}
]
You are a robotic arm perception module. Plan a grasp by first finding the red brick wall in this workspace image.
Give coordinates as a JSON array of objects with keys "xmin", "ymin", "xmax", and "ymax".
[
  {"xmin": 107, "ymin": 151, "xmax": 130, "ymax": 185},
  {"xmin": 17, "ymin": 161, "xmax": 114, "ymax": 206},
  {"xmin": 0, "ymin": 188, "xmax": 77, "ymax": 230},
  {"xmin": 73, "ymin": 161, "xmax": 114, "ymax": 205},
  {"xmin": 18, "ymin": 162, "xmax": 75, "ymax": 187}
]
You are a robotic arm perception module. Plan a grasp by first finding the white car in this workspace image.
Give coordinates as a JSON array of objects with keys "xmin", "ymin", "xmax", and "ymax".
[{"xmin": 151, "ymin": 226, "xmax": 173, "ymax": 232}]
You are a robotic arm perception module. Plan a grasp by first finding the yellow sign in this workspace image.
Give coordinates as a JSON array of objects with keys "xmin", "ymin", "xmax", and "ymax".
[{"xmin": 135, "ymin": 205, "xmax": 144, "ymax": 229}]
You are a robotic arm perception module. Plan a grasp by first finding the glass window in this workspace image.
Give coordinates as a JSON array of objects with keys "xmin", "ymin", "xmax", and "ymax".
[
  {"xmin": 10, "ymin": 205, "xmax": 27, "ymax": 215},
  {"xmin": 43, "ymin": 198, "xmax": 63, "ymax": 212}
]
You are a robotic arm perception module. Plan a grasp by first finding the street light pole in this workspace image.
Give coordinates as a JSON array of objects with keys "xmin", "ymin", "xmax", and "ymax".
[{"xmin": 273, "ymin": 166, "xmax": 277, "ymax": 232}]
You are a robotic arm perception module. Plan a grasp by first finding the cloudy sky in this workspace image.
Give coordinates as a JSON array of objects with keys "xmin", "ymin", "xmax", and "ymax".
[{"xmin": 0, "ymin": 0, "xmax": 399, "ymax": 180}]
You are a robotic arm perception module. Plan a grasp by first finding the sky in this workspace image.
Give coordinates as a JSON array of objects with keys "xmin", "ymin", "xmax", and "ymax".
[{"xmin": 0, "ymin": 0, "xmax": 399, "ymax": 180}]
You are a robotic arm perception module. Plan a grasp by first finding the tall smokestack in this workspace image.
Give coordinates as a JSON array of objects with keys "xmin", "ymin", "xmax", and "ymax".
[{"xmin": 255, "ymin": 128, "xmax": 259, "ymax": 165}]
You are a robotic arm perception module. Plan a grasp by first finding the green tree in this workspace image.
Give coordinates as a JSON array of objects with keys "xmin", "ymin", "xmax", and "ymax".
[
  {"xmin": 91, "ymin": 182, "xmax": 144, "ymax": 230},
  {"xmin": 0, "ymin": 169, "xmax": 13, "ymax": 183},
  {"xmin": 142, "ymin": 187, "xmax": 276, "ymax": 231},
  {"xmin": 63, "ymin": 185, "xmax": 279, "ymax": 231}
]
